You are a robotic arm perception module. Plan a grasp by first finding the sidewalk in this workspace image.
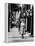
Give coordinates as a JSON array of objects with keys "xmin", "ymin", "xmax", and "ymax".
[{"xmin": 8, "ymin": 27, "xmax": 33, "ymax": 42}]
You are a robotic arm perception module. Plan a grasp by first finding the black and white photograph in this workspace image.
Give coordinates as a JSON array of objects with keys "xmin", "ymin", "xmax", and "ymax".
[{"xmin": 8, "ymin": 3, "xmax": 34, "ymax": 42}]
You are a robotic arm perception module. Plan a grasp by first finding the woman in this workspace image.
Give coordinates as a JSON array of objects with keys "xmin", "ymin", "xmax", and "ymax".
[{"xmin": 19, "ymin": 19, "xmax": 25, "ymax": 38}]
